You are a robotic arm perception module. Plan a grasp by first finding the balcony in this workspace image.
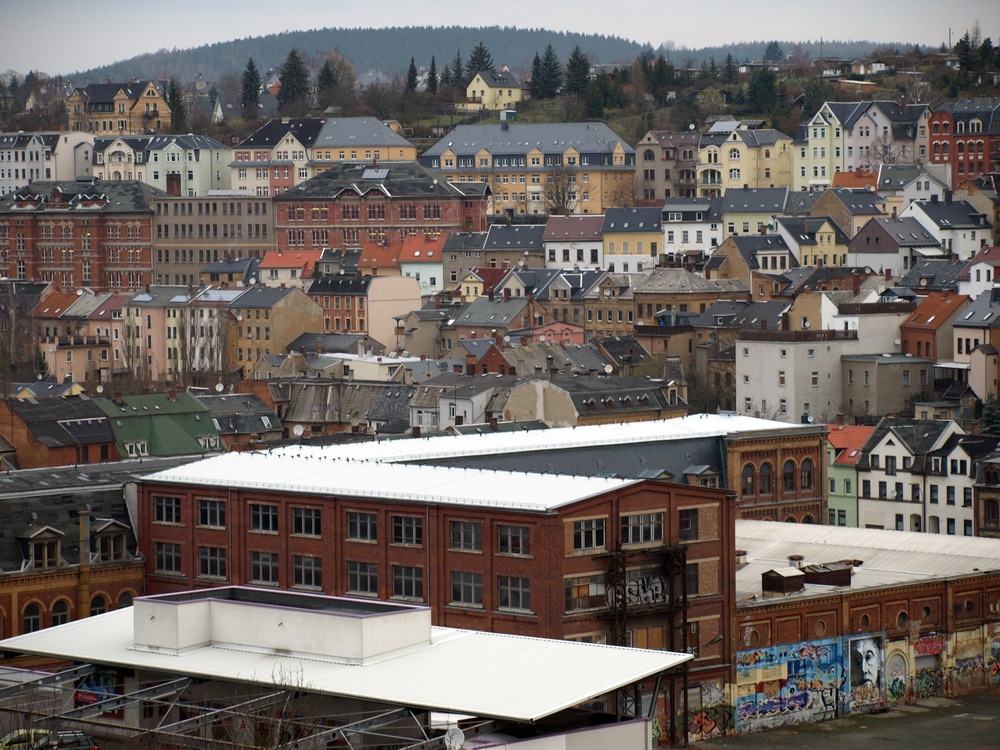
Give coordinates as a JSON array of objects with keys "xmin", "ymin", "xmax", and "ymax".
[{"xmin": 41, "ymin": 335, "xmax": 110, "ymax": 347}]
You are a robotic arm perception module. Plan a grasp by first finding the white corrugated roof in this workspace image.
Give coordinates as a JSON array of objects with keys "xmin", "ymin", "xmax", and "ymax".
[
  {"xmin": 736, "ymin": 520, "xmax": 1000, "ymax": 601},
  {"xmin": 146, "ymin": 454, "xmax": 637, "ymax": 511},
  {"xmin": 0, "ymin": 610, "xmax": 689, "ymax": 722}
]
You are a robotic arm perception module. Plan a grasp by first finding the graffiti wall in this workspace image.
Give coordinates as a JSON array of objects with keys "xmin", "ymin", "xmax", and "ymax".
[
  {"xmin": 846, "ymin": 635, "xmax": 885, "ymax": 713},
  {"xmin": 886, "ymin": 652, "xmax": 907, "ymax": 704},
  {"xmin": 734, "ymin": 638, "xmax": 842, "ymax": 733},
  {"xmin": 685, "ymin": 679, "xmax": 733, "ymax": 743}
]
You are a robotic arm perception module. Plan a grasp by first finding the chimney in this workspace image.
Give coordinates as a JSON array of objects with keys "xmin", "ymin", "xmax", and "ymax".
[
  {"xmin": 504, "ymin": 288, "xmax": 511, "ymax": 301},
  {"xmin": 735, "ymin": 549, "xmax": 748, "ymax": 568},
  {"xmin": 836, "ymin": 413, "xmax": 844, "ymax": 425},
  {"xmin": 546, "ymin": 354, "xmax": 555, "ymax": 380},
  {"xmin": 885, "ymin": 268, "xmax": 892, "ymax": 281},
  {"xmin": 931, "ymin": 193, "xmax": 938, "ymax": 203},
  {"xmin": 489, "ymin": 416, "xmax": 498, "ymax": 430},
  {"xmin": 168, "ymin": 389, "xmax": 177, "ymax": 402},
  {"xmin": 77, "ymin": 511, "xmax": 91, "ymax": 617},
  {"xmin": 944, "ymin": 189, "xmax": 953, "ymax": 204},
  {"xmin": 420, "ymin": 354, "xmax": 427, "ymax": 361},
  {"xmin": 534, "ymin": 365, "xmax": 543, "ymax": 376},
  {"xmin": 495, "ymin": 333, "xmax": 503, "ymax": 348},
  {"xmin": 788, "ymin": 554, "xmax": 805, "ymax": 569},
  {"xmin": 465, "ymin": 354, "xmax": 476, "ymax": 375},
  {"xmin": 488, "ymin": 289, "xmax": 494, "ymax": 301}
]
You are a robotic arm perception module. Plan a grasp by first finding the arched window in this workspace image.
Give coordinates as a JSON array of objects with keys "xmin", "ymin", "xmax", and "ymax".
[
  {"xmin": 52, "ymin": 600, "xmax": 70, "ymax": 626},
  {"xmin": 957, "ymin": 142, "xmax": 965, "ymax": 154},
  {"xmin": 932, "ymin": 122, "xmax": 940, "ymax": 135},
  {"xmin": 957, "ymin": 121, "xmax": 966, "ymax": 134},
  {"xmin": 643, "ymin": 149, "xmax": 655, "ymax": 161},
  {"xmin": 785, "ymin": 516, "xmax": 797, "ymax": 523},
  {"xmin": 764, "ymin": 149, "xmax": 771, "ymax": 159},
  {"xmin": 942, "ymin": 122, "xmax": 950, "ymax": 135},
  {"xmin": 729, "ymin": 168, "xmax": 741, "ymax": 181},
  {"xmin": 741, "ymin": 464, "xmax": 755, "ymax": 495},
  {"xmin": 90, "ymin": 595, "xmax": 107, "ymax": 617},
  {"xmin": 986, "ymin": 499, "xmax": 1000, "ymax": 526},
  {"xmin": 729, "ymin": 148, "xmax": 741, "ymax": 160},
  {"xmin": 23, "ymin": 603, "xmax": 41, "ymax": 634},
  {"xmin": 942, "ymin": 142, "xmax": 950, "ymax": 155},
  {"xmin": 800, "ymin": 458, "xmax": 814, "ymax": 490},
  {"xmin": 783, "ymin": 460, "xmax": 796, "ymax": 492},
  {"xmin": 802, "ymin": 515, "xmax": 815, "ymax": 524},
  {"xmin": 117, "ymin": 592, "xmax": 134, "ymax": 609},
  {"xmin": 759, "ymin": 462, "xmax": 773, "ymax": 494}
]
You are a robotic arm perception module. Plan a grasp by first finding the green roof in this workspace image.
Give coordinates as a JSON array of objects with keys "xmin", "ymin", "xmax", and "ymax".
[{"xmin": 92, "ymin": 392, "xmax": 220, "ymax": 457}]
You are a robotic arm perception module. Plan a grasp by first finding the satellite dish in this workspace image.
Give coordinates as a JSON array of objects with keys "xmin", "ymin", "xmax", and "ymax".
[
  {"xmin": 292, "ymin": 424, "xmax": 305, "ymax": 437},
  {"xmin": 444, "ymin": 727, "xmax": 465, "ymax": 750},
  {"xmin": 76, "ymin": 289, "xmax": 85, "ymax": 296},
  {"xmin": 604, "ymin": 364, "xmax": 613, "ymax": 374},
  {"xmin": 249, "ymin": 277, "xmax": 257, "ymax": 285},
  {"xmin": 214, "ymin": 382, "xmax": 224, "ymax": 393},
  {"xmin": 95, "ymin": 384, "xmax": 104, "ymax": 394}
]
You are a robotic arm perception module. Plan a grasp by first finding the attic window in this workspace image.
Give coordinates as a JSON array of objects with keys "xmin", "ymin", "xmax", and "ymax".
[
  {"xmin": 31, "ymin": 536, "xmax": 60, "ymax": 570},
  {"xmin": 97, "ymin": 530, "xmax": 126, "ymax": 562}
]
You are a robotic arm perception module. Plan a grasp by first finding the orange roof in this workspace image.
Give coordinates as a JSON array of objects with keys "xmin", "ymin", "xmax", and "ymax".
[
  {"xmin": 33, "ymin": 292, "xmax": 79, "ymax": 319},
  {"xmin": 399, "ymin": 234, "xmax": 446, "ymax": 263},
  {"xmin": 832, "ymin": 170, "xmax": 877, "ymax": 189},
  {"xmin": 965, "ymin": 245, "xmax": 1000, "ymax": 268},
  {"xmin": 901, "ymin": 291, "xmax": 969, "ymax": 330},
  {"xmin": 826, "ymin": 424, "xmax": 875, "ymax": 465},
  {"xmin": 357, "ymin": 243, "xmax": 402, "ymax": 269},
  {"xmin": 259, "ymin": 251, "xmax": 322, "ymax": 277}
]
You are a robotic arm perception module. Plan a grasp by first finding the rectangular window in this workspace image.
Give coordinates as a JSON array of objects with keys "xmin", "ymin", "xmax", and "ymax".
[
  {"xmin": 564, "ymin": 574, "xmax": 606, "ymax": 612},
  {"xmin": 964, "ymin": 487, "xmax": 973, "ymax": 507},
  {"xmin": 450, "ymin": 571, "xmax": 483, "ymax": 607},
  {"xmin": 347, "ymin": 511, "xmax": 377, "ymax": 541},
  {"xmin": 621, "ymin": 512, "xmax": 664, "ymax": 545},
  {"xmin": 198, "ymin": 546, "xmax": 227, "ymax": 579},
  {"xmin": 154, "ymin": 542, "xmax": 181, "ymax": 574},
  {"xmin": 450, "ymin": 520, "xmax": 482, "ymax": 551},
  {"xmin": 392, "ymin": 565, "xmax": 423, "ymax": 600},
  {"xmin": 498, "ymin": 524, "xmax": 530, "ymax": 555},
  {"xmin": 250, "ymin": 551, "xmax": 279, "ymax": 584},
  {"xmin": 292, "ymin": 507, "xmax": 321, "ymax": 536},
  {"xmin": 498, "ymin": 575, "xmax": 531, "ymax": 611},
  {"xmin": 347, "ymin": 561, "xmax": 378, "ymax": 595},
  {"xmin": 679, "ymin": 509, "xmax": 699, "ymax": 542},
  {"xmin": 198, "ymin": 499, "xmax": 225, "ymax": 528},
  {"xmin": 573, "ymin": 518, "xmax": 606, "ymax": 551},
  {"xmin": 154, "ymin": 496, "xmax": 181, "ymax": 524},
  {"xmin": 250, "ymin": 503, "xmax": 278, "ymax": 532},
  {"xmin": 947, "ymin": 486, "xmax": 956, "ymax": 505},
  {"xmin": 685, "ymin": 563, "xmax": 700, "ymax": 596},
  {"xmin": 293, "ymin": 555, "xmax": 322, "ymax": 588},
  {"xmin": 392, "ymin": 516, "xmax": 423, "ymax": 546}
]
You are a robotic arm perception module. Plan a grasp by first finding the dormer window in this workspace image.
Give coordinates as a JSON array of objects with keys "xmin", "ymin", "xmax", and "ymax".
[
  {"xmin": 94, "ymin": 520, "xmax": 129, "ymax": 562},
  {"xmin": 28, "ymin": 529, "xmax": 63, "ymax": 570}
]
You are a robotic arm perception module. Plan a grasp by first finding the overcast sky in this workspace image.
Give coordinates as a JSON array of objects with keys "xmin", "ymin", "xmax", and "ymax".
[{"xmin": 2, "ymin": 0, "xmax": 996, "ymax": 75}]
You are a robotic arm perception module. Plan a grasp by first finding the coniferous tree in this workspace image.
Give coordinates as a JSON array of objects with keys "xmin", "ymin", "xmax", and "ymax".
[
  {"xmin": 427, "ymin": 56, "xmax": 439, "ymax": 94},
  {"xmin": 241, "ymin": 58, "xmax": 261, "ymax": 119},
  {"xmin": 647, "ymin": 55, "xmax": 673, "ymax": 103},
  {"xmin": 316, "ymin": 59, "xmax": 339, "ymax": 108},
  {"xmin": 565, "ymin": 46, "xmax": 590, "ymax": 97},
  {"xmin": 721, "ymin": 53, "xmax": 738, "ymax": 84},
  {"xmin": 529, "ymin": 53, "xmax": 542, "ymax": 98},
  {"xmin": 450, "ymin": 50, "xmax": 464, "ymax": 87},
  {"xmin": 277, "ymin": 48, "xmax": 310, "ymax": 115},
  {"xmin": 747, "ymin": 67, "xmax": 777, "ymax": 112},
  {"xmin": 536, "ymin": 44, "xmax": 562, "ymax": 98},
  {"xmin": 466, "ymin": 41, "xmax": 494, "ymax": 77},
  {"xmin": 763, "ymin": 41, "xmax": 784, "ymax": 63},
  {"xmin": 955, "ymin": 32, "xmax": 975, "ymax": 72},
  {"xmin": 166, "ymin": 79, "xmax": 186, "ymax": 132},
  {"xmin": 405, "ymin": 57, "xmax": 418, "ymax": 93},
  {"xmin": 978, "ymin": 37, "xmax": 994, "ymax": 72},
  {"xmin": 982, "ymin": 395, "xmax": 1000, "ymax": 435},
  {"xmin": 440, "ymin": 62, "xmax": 452, "ymax": 88}
]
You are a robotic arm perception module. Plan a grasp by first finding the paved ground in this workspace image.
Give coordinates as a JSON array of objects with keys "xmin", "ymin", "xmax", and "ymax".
[{"xmin": 689, "ymin": 693, "xmax": 1000, "ymax": 749}]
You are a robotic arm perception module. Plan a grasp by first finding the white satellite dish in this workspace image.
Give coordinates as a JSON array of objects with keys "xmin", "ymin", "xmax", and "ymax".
[
  {"xmin": 444, "ymin": 727, "xmax": 465, "ymax": 750},
  {"xmin": 604, "ymin": 364, "xmax": 613, "ymax": 374},
  {"xmin": 249, "ymin": 277, "xmax": 257, "ymax": 285},
  {"xmin": 95, "ymin": 384, "xmax": 104, "ymax": 394},
  {"xmin": 214, "ymin": 382, "xmax": 224, "ymax": 393},
  {"xmin": 292, "ymin": 424, "xmax": 305, "ymax": 437}
]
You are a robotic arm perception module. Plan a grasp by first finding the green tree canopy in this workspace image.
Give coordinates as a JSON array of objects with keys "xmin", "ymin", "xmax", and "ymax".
[
  {"xmin": 405, "ymin": 57, "xmax": 418, "ymax": 93},
  {"xmin": 450, "ymin": 50, "xmax": 464, "ymax": 87},
  {"xmin": 533, "ymin": 44, "xmax": 562, "ymax": 98},
  {"xmin": 763, "ymin": 41, "xmax": 784, "ymax": 63},
  {"xmin": 166, "ymin": 79, "xmax": 186, "ymax": 132},
  {"xmin": 982, "ymin": 394, "xmax": 1000, "ymax": 435},
  {"xmin": 466, "ymin": 41, "xmax": 494, "ymax": 77},
  {"xmin": 277, "ymin": 48, "xmax": 311, "ymax": 115},
  {"xmin": 240, "ymin": 57, "xmax": 261, "ymax": 118},
  {"xmin": 564, "ymin": 45, "xmax": 590, "ymax": 97},
  {"xmin": 316, "ymin": 58, "xmax": 339, "ymax": 108},
  {"xmin": 721, "ymin": 53, "xmax": 738, "ymax": 84},
  {"xmin": 426, "ymin": 56, "xmax": 439, "ymax": 94},
  {"xmin": 747, "ymin": 67, "xmax": 777, "ymax": 113}
]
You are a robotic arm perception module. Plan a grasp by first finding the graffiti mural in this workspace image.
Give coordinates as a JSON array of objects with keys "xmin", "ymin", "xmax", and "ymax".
[
  {"xmin": 734, "ymin": 637, "xmax": 842, "ymax": 733},
  {"xmin": 915, "ymin": 667, "xmax": 943, "ymax": 699},
  {"xmin": 846, "ymin": 635, "xmax": 885, "ymax": 713},
  {"xmin": 886, "ymin": 653, "xmax": 907, "ymax": 704},
  {"xmin": 949, "ymin": 655, "xmax": 986, "ymax": 692},
  {"xmin": 687, "ymin": 704, "xmax": 735, "ymax": 741},
  {"xmin": 990, "ymin": 641, "xmax": 1000, "ymax": 684}
]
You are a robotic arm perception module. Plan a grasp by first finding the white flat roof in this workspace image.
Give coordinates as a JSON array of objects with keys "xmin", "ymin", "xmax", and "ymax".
[
  {"xmin": 0, "ymin": 609, "xmax": 689, "ymax": 723},
  {"xmin": 146, "ymin": 454, "xmax": 638, "ymax": 511},
  {"xmin": 269, "ymin": 414, "xmax": 806, "ymax": 465},
  {"xmin": 736, "ymin": 520, "xmax": 1000, "ymax": 602}
]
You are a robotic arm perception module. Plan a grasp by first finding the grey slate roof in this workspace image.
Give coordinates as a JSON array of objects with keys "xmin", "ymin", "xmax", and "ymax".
[
  {"xmin": 601, "ymin": 207, "xmax": 663, "ymax": 233},
  {"xmin": 543, "ymin": 215, "xmax": 604, "ymax": 241},
  {"xmin": 236, "ymin": 118, "xmax": 326, "ymax": 150},
  {"xmin": 421, "ymin": 122, "xmax": 634, "ymax": 159},
  {"xmin": 950, "ymin": 287, "xmax": 1000, "ymax": 329},
  {"xmin": 307, "ymin": 276, "xmax": 373, "ymax": 296},
  {"xmin": 0, "ymin": 180, "xmax": 162, "ymax": 212},
  {"xmin": 630, "ymin": 268, "xmax": 748, "ymax": 295},
  {"xmin": 827, "ymin": 188, "xmax": 885, "ymax": 215},
  {"xmin": 367, "ymin": 385, "xmax": 417, "ymax": 434},
  {"xmin": 8, "ymin": 397, "xmax": 113, "ymax": 448},
  {"xmin": 720, "ymin": 188, "xmax": 788, "ymax": 214},
  {"xmin": 281, "ymin": 161, "xmax": 476, "ymax": 200},
  {"xmin": 898, "ymin": 259, "xmax": 967, "ymax": 292},
  {"xmin": 729, "ymin": 235, "xmax": 798, "ymax": 271},
  {"xmin": 443, "ymin": 232, "xmax": 488, "ymax": 251},
  {"xmin": 194, "ymin": 393, "xmax": 280, "ymax": 437},
  {"xmin": 228, "ymin": 286, "xmax": 295, "ymax": 309},
  {"xmin": 485, "ymin": 224, "xmax": 546, "ymax": 250},
  {"xmin": 287, "ymin": 332, "xmax": 383, "ymax": 355},
  {"xmin": 312, "ymin": 118, "xmax": 415, "ymax": 151},
  {"xmin": 777, "ymin": 216, "xmax": 850, "ymax": 246},
  {"xmin": 910, "ymin": 200, "xmax": 990, "ymax": 230},
  {"xmin": 692, "ymin": 300, "xmax": 788, "ymax": 329},
  {"xmin": 784, "ymin": 191, "xmax": 823, "ymax": 215},
  {"xmin": 452, "ymin": 297, "xmax": 528, "ymax": 327}
]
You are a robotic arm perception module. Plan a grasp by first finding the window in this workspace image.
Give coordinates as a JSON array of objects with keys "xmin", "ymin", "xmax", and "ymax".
[
  {"xmin": 392, "ymin": 565, "xmax": 423, "ymax": 600},
  {"xmin": 154, "ymin": 495, "xmax": 181, "ymax": 524},
  {"xmin": 564, "ymin": 574, "xmax": 606, "ymax": 612},
  {"xmin": 292, "ymin": 507, "xmax": 321, "ymax": 536},
  {"xmin": 679, "ymin": 509, "xmax": 699, "ymax": 541},
  {"xmin": 199, "ymin": 546, "xmax": 227, "ymax": 579},
  {"xmin": 154, "ymin": 542, "xmax": 181, "ymax": 574},
  {"xmin": 947, "ymin": 486, "xmax": 956, "ymax": 505},
  {"xmin": 800, "ymin": 458, "xmax": 814, "ymax": 489},
  {"xmin": 686, "ymin": 563, "xmax": 700, "ymax": 596},
  {"xmin": 347, "ymin": 512, "xmax": 377, "ymax": 541},
  {"xmin": 198, "ymin": 499, "xmax": 225, "ymax": 528},
  {"xmin": 52, "ymin": 600, "xmax": 70, "ymax": 626},
  {"xmin": 498, "ymin": 576, "xmax": 531, "ymax": 611},
  {"xmin": 250, "ymin": 551, "xmax": 279, "ymax": 584},
  {"xmin": 621, "ymin": 513, "xmax": 663, "ymax": 545},
  {"xmin": 783, "ymin": 460, "xmax": 796, "ymax": 492},
  {"xmin": 293, "ymin": 555, "xmax": 322, "ymax": 588},
  {"xmin": 250, "ymin": 504, "xmax": 278, "ymax": 532},
  {"xmin": 450, "ymin": 571, "xmax": 483, "ymax": 607},
  {"xmin": 964, "ymin": 487, "xmax": 973, "ymax": 507},
  {"xmin": 498, "ymin": 525, "xmax": 530, "ymax": 555},
  {"xmin": 573, "ymin": 518, "xmax": 606, "ymax": 551},
  {"xmin": 23, "ymin": 603, "xmax": 41, "ymax": 634},
  {"xmin": 947, "ymin": 518, "xmax": 956, "ymax": 535},
  {"xmin": 450, "ymin": 521, "xmax": 482, "ymax": 551},
  {"xmin": 392, "ymin": 516, "xmax": 423, "ymax": 546},
  {"xmin": 741, "ymin": 464, "xmax": 755, "ymax": 495},
  {"xmin": 347, "ymin": 561, "xmax": 378, "ymax": 595},
  {"xmin": 31, "ymin": 538, "xmax": 60, "ymax": 569},
  {"xmin": 759, "ymin": 462, "xmax": 773, "ymax": 494}
]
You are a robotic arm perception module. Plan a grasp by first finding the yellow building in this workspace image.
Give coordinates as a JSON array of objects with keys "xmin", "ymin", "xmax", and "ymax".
[
  {"xmin": 601, "ymin": 207, "xmax": 663, "ymax": 273},
  {"xmin": 68, "ymin": 81, "xmax": 172, "ymax": 135},
  {"xmin": 421, "ymin": 122, "xmax": 636, "ymax": 216},
  {"xmin": 465, "ymin": 68, "xmax": 523, "ymax": 111},
  {"xmin": 698, "ymin": 128, "xmax": 793, "ymax": 197},
  {"xmin": 774, "ymin": 216, "xmax": 851, "ymax": 267}
]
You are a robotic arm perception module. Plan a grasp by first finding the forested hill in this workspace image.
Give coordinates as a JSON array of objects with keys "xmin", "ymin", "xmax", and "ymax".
[{"xmin": 67, "ymin": 26, "xmax": 895, "ymax": 83}]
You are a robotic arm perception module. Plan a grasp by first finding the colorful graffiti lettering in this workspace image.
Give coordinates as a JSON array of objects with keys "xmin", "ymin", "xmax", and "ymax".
[
  {"xmin": 914, "ymin": 635, "xmax": 947, "ymax": 655},
  {"xmin": 915, "ymin": 668, "xmax": 943, "ymax": 699},
  {"xmin": 687, "ymin": 705, "xmax": 735, "ymax": 741},
  {"xmin": 797, "ymin": 643, "xmax": 832, "ymax": 661},
  {"xmin": 887, "ymin": 677, "xmax": 906, "ymax": 703},
  {"xmin": 737, "ymin": 649, "xmax": 778, "ymax": 668},
  {"xmin": 950, "ymin": 656, "xmax": 986, "ymax": 691}
]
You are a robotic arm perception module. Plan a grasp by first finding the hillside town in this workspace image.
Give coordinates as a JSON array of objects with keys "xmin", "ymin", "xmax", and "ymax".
[{"xmin": 0, "ymin": 19, "xmax": 999, "ymax": 750}]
